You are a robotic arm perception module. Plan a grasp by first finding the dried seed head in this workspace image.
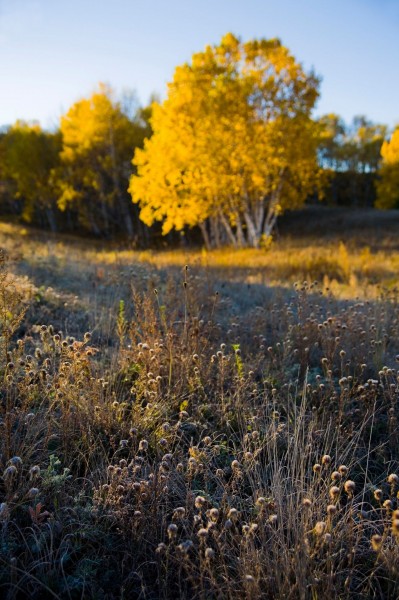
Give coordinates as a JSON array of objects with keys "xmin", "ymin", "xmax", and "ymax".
[
  {"xmin": 329, "ymin": 486, "xmax": 340, "ymax": 500},
  {"xmin": 268, "ymin": 514, "xmax": 278, "ymax": 525},
  {"xmin": 327, "ymin": 504, "xmax": 337, "ymax": 516},
  {"xmin": 313, "ymin": 463, "xmax": 322, "ymax": 474},
  {"xmin": 177, "ymin": 540, "xmax": 193, "ymax": 554},
  {"xmin": 197, "ymin": 528, "xmax": 208, "ymax": 538},
  {"xmin": 173, "ymin": 507, "xmax": 186, "ymax": 519},
  {"xmin": 3, "ymin": 465, "xmax": 17, "ymax": 479},
  {"xmin": 388, "ymin": 473, "xmax": 399, "ymax": 485},
  {"xmin": 344, "ymin": 480, "xmax": 356, "ymax": 495},
  {"xmin": 374, "ymin": 489, "xmax": 383, "ymax": 502},
  {"xmin": 228, "ymin": 508, "xmax": 239, "ymax": 520},
  {"xmin": 302, "ymin": 498, "xmax": 312, "ymax": 508},
  {"xmin": 371, "ymin": 534, "xmax": 382, "ymax": 551},
  {"xmin": 188, "ymin": 457, "xmax": 197, "ymax": 469},
  {"xmin": 314, "ymin": 521, "xmax": 326, "ymax": 536},
  {"xmin": 392, "ymin": 518, "xmax": 399, "ymax": 536},
  {"xmin": 195, "ymin": 496, "xmax": 206, "ymax": 510},
  {"xmin": 29, "ymin": 465, "xmax": 41, "ymax": 479},
  {"xmin": 322, "ymin": 455, "xmax": 331, "ymax": 466},
  {"xmin": 167, "ymin": 523, "xmax": 178, "ymax": 539},
  {"xmin": 209, "ymin": 508, "xmax": 219, "ymax": 521},
  {"xmin": 338, "ymin": 465, "xmax": 348, "ymax": 476},
  {"xmin": 205, "ymin": 547, "xmax": 215, "ymax": 559},
  {"xmin": 331, "ymin": 471, "xmax": 341, "ymax": 482},
  {"xmin": 156, "ymin": 542, "xmax": 166, "ymax": 554}
]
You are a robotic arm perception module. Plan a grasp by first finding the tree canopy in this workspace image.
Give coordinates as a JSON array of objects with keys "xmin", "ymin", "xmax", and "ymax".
[
  {"xmin": 376, "ymin": 126, "xmax": 399, "ymax": 209},
  {"xmin": 58, "ymin": 84, "xmax": 149, "ymax": 237},
  {"xmin": 317, "ymin": 114, "xmax": 387, "ymax": 207},
  {"xmin": 0, "ymin": 121, "xmax": 61, "ymax": 227},
  {"xmin": 129, "ymin": 33, "xmax": 322, "ymax": 248}
]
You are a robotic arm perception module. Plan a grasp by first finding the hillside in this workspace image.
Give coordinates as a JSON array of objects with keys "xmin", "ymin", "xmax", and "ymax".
[{"xmin": 0, "ymin": 206, "xmax": 398, "ymax": 599}]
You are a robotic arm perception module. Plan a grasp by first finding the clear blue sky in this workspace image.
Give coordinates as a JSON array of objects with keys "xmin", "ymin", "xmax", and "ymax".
[{"xmin": 1, "ymin": 0, "xmax": 398, "ymax": 130}]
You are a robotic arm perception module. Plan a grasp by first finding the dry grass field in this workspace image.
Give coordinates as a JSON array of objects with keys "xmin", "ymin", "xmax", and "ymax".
[{"xmin": 0, "ymin": 206, "xmax": 399, "ymax": 599}]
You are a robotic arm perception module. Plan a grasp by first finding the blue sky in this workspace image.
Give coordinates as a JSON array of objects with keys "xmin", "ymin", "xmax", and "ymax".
[{"xmin": 0, "ymin": 0, "xmax": 398, "ymax": 130}]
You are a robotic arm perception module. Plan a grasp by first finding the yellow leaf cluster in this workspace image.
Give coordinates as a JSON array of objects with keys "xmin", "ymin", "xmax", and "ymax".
[
  {"xmin": 129, "ymin": 34, "xmax": 321, "ymax": 242},
  {"xmin": 376, "ymin": 127, "xmax": 399, "ymax": 209}
]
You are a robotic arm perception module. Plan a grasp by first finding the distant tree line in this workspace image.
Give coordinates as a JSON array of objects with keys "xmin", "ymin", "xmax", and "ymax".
[
  {"xmin": 0, "ymin": 85, "xmax": 155, "ymax": 243},
  {"xmin": 0, "ymin": 34, "xmax": 398, "ymax": 248},
  {"xmin": 317, "ymin": 114, "xmax": 387, "ymax": 207}
]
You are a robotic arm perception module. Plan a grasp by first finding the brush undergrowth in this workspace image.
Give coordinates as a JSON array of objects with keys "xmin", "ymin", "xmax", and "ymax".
[{"xmin": 0, "ymin": 248, "xmax": 398, "ymax": 599}]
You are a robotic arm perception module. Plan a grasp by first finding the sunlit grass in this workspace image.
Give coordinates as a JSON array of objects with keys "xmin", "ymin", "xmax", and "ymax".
[{"xmin": 0, "ymin": 211, "xmax": 399, "ymax": 598}]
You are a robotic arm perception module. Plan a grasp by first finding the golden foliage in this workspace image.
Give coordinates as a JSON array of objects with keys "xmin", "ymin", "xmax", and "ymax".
[
  {"xmin": 129, "ymin": 33, "xmax": 322, "ymax": 248},
  {"xmin": 376, "ymin": 126, "xmax": 399, "ymax": 209}
]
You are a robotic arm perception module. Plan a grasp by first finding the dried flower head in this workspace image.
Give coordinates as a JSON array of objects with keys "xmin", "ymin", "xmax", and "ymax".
[
  {"xmin": 329, "ymin": 486, "xmax": 340, "ymax": 500},
  {"xmin": 29, "ymin": 465, "xmax": 41, "ymax": 479},
  {"xmin": 388, "ymin": 473, "xmax": 399, "ymax": 485},
  {"xmin": 371, "ymin": 534, "xmax": 382, "ymax": 551},
  {"xmin": 167, "ymin": 523, "xmax": 178, "ymax": 539},
  {"xmin": 205, "ymin": 547, "xmax": 215, "ymax": 559},
  {"xmin": 3, "ymin": 465, "xmax": 17, "ymax": 479},
  {"xmin": 195, "ymin": 496, "xmax": 206, "ymax": 510},
  {"xmin": 197, "ymin": 528, "xmax": 208, "ymax": 539},
  {"xmin": 28, "ymin": 487, "xmax": 39, "ymax": 499},
  {"xmin": 156, "ymin": 543, "xmax": 166, "ymax": 555},
  {"xmin": 228, "ymin": 508, "xmax": 239, "ymax": 520},
  {"xmin": 327, "ymin": 504, "xmax": 337, "ymax": 516},
  {"xmin": 344, "ymin": 480, "xmax": 356, "ymax": 496},
  {"xmin": 268, "ymin": 514, "xmax": 278, "ymax": 525},
  {"xmin": 173, "ymin": 507, "xmax": 186, "ymax": 519},
  {"xmin": 139, "ymin": 440, "xmax": 148, "ymax": 452},
  {"xmin": 314, "ymin": 521, "xmax": 326, "ymax": 536},
  {"xmin": 209, "ymin": 508, "xmax": 219, "ymax": 522}
]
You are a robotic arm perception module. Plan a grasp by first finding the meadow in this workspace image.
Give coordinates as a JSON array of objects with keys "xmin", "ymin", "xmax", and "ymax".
[{"xmin": 0, "ymin": 206, "xmax": 399, "ymax": 599}]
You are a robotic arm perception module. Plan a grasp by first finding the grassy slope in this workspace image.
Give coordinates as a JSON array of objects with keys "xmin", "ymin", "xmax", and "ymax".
[{"xmin": 0, "ymin": 206, "xmax": 398, "ymax": 599}]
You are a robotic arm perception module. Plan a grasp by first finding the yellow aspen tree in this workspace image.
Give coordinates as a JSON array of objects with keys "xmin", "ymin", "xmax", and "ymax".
[
  {"xmin": 0, "ymin": 121, "xmax": 61, "ymax": 229},
  {"xmin": 129, "ymin": 33, "xmax": 322, "ymax": 248},
  {"xmin": 59, "ymin": 84, "xmax": 147, "ymax": 237},
  {"xmin": 376, "ymin": 127, "xmax": 399, "ymax": 209}
]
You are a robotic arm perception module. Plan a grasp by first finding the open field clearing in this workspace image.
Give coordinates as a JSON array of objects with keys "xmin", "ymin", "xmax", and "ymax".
[{"xmin": 0, "ymin": 207, "xmax": 399, "ymax": 599}]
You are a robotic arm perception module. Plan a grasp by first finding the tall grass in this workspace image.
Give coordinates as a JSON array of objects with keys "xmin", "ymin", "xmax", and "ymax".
[{"xmin": 0, "ymin": 235, "xmax": 398, "ymax": 598}]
